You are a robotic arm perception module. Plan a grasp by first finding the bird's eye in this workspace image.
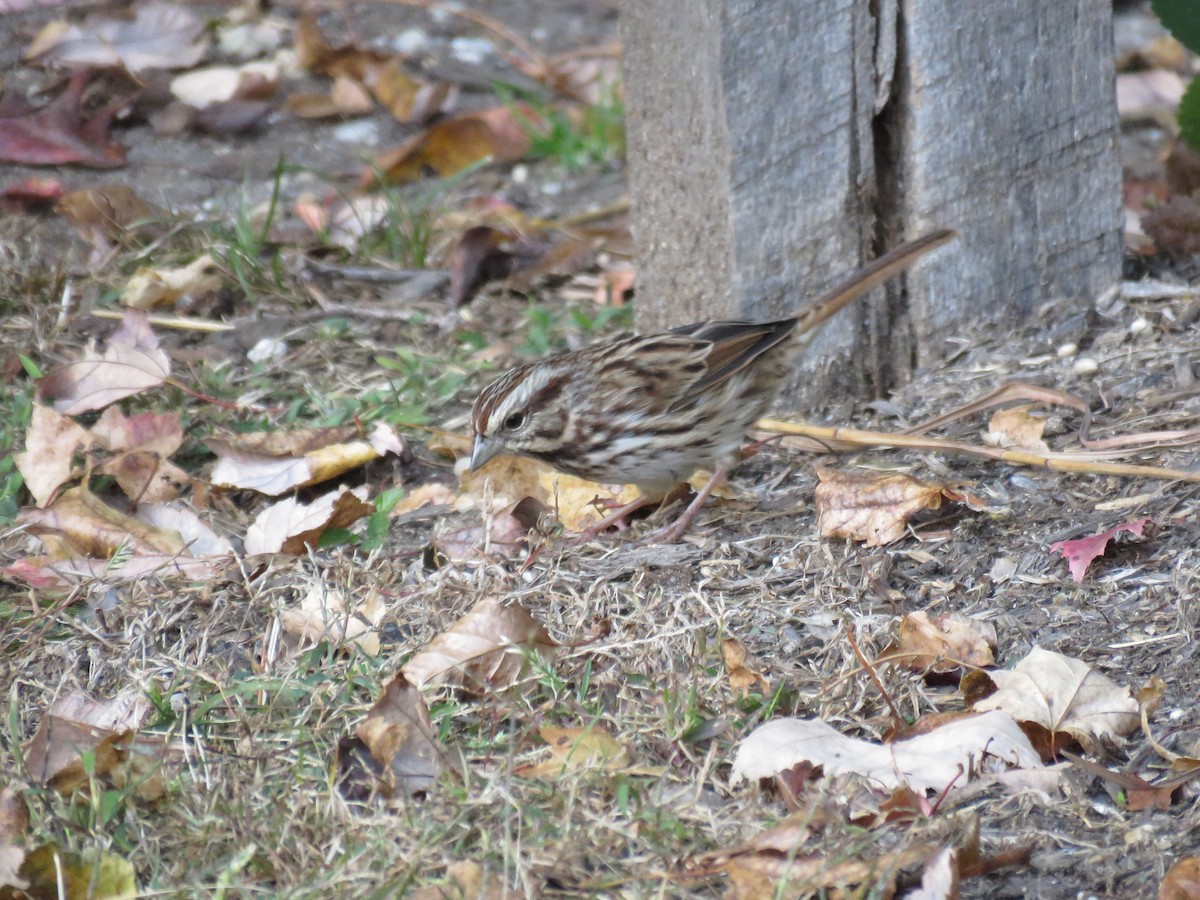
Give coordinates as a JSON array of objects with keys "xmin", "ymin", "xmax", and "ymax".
[{"xmin": 503, "ymin": 412, "xmax": 525, "ymax": 430}]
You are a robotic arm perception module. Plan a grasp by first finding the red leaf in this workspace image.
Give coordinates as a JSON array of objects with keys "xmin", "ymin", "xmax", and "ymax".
[
  {"xmin": 1049, "ymin": 517, "xmax": 1151, "ymax": 582},
  {"xmin": 0, "ymin": 72, "xmax": 130, "ymax": 168}
]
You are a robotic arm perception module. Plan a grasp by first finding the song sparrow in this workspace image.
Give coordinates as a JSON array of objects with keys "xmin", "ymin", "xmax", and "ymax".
[{"xmin": 469, "ymin": 229, "xmax": 956, "ymax": 540}]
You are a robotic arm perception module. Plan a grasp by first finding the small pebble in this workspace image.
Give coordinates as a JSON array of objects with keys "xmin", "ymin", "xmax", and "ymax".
[
  {"xmin": 392, "ymin": 28, "xmax": 430, "ymax": 56},
  {"xmin": 1056, "ymin": 342, "xmax": 1078, "ymax": 358},
  {"xmin": 248, "ymin": 337, "xmax": 287, "ymax": 363},
  {"xmin": 511, "ymin": 164, "xmax": 528, "ymax": 185},
  {"xmin": 1130, "ymin": 315, "xmax": 1151, "ymax": 336},
  {"xmin": 450, "ymin": 36, "xmax": 493, "ymax": 64},
  {"xmin": 1073, "ymin": 356, "xmax": 1099, "ymax": 376},
  {"xmin": 333, "ymin": 119, "xmax": 379, "ymax": 145}
]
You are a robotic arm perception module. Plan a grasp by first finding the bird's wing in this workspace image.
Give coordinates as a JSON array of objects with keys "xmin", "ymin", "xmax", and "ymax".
[
  {"xmin": 668, "ymin": 318, "xmax": 797, "ymax": 396},
  {"xmin": 589, "ymin": 319, "xmax": 796, "ymax": 412}
]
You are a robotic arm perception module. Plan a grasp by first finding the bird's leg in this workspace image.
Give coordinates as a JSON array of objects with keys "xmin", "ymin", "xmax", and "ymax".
[
  {"xmin": 575, "ymin": 483, "xmax": 691, "ymax": 541},
  {"xmin": 575, "ymin": 494, "xmax": 657, "ymax": 541},
  {"xmin": 646, "ymin": 464, "xmax": 729, "ymax": 543}
]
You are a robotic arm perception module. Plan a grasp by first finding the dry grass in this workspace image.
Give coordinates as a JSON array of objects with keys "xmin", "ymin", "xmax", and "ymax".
[{"xmin": 3, "ymin": 247, "xmax": 1199, "ymax": 897}]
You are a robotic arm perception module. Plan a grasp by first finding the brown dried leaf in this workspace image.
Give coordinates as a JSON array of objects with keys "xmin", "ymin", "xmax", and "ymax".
[
  {"xmin": 460, "ymin": 453, "xmax": 638, "ymax": 533},
  {"xmin": 121, "ymin": 253, "xmax": 222, "ymax": 309},
  {"xmin": 56, "ymin": 184, "xmax": 155, "ymax": 251},
  {"xmin": 13, "ymin": 403, "xmax": 90, "ymax": 507},
  {"xmin": 815, "ymin": 467, "xmax": 948, "ymax": 546},
  {"xmin": 984, "ymin": 404, "xmax": 1050, "ymax": 453},
  {"xmin": 23, "ymin": 690, "xmax": 149, "ymax": 793},
  {"xmin": 515, "ymin": 725, "xmax": 631, "ymax": 778},
  {"xmin": 970, "ymin": 647, "xmax": 1140, "ymax": 753},
  {"xmin": 37, "ymin": 311, "xmax": 170, "ymax": 414},
  {"xmin": 402, "ymin": 597, "xmax": 560, "ymax": 693},
  {"xmin": 447, "ymin": 225, "xmax": 519, "ymax": 305},
  {"xmin": 367, "ymin": 59, "xmax": 454, "ymax": 124},
  {"xmin": 341, "ymin": 674, "xmax": 455, "ymax": 799},
  {"xmin": 878, "ymin": 611, "xmax": 997, "ymax": 675},
  {"xmin": 280, "ymin": 584, "xmax": 384, "ymax": 656},
  {"xmin": 722, "ymin": 637, "xmax": 768, "ymax": 696},
  {"xmin": 1160, "ymin": 857, "xmax": 1200, "ymax": 900},
  {"xmin": 434, "ymin": 499, "xmax": 544, "ymax": 564},
  {"xmin": 362, "ymin": 104, "xmax": 539, "ymax": 188},
  {"xmin": 0, "ymin": 788, "xmax": 30, "ymax": 892},
  {"xmin": 20, "ymin": 486, "xmax": 185, "ymax": 558},
  {"xmin": 1143, "ymin": 195, "xmax": 1200, "ymax": 255},
  {"xmin": 98, "ymin": 450, "xmax": 191, "ymax": 503}
]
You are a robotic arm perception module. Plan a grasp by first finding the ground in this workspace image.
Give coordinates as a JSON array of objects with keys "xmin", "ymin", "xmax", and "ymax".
[{"xmin": 0, "ymin": 2, "xmax": 1198, "ymax": 899}]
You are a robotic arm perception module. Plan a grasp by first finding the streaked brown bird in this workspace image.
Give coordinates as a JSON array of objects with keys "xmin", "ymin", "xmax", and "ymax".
[{"xmin": 469, "ymin": 229, "xmax": 955, "ymax": 541}]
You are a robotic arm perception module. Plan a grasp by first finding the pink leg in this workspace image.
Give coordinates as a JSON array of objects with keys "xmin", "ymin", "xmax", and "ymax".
[
  {"xmin": 646, "ymin": 464, "xmax": 729, "ymax": 543},
  {"xmin": 575, "ymin": 494, "xmax": 657, "ymax": 542}
]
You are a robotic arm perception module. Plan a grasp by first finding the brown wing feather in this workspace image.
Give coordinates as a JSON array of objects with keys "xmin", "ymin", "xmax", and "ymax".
[{"xmin": 669, "ymin": 318, "xmax": 798, "ymax": 395}]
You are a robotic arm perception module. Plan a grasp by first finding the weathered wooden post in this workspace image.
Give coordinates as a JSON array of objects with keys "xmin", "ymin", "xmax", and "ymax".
[{"xmin": 620, "ymin": 0, "xmax": 1122, "ymax": 405}]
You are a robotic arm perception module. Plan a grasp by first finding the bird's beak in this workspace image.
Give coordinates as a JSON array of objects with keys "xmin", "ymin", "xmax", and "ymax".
[{"xmin": 468, "ymin": 434, "xmax": 504, "ymax": 472}]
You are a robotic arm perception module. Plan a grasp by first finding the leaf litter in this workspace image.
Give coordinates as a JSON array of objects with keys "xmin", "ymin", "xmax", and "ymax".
[{"xmin": 2, "ymin": 1, "xmax": 1199, "ymax": 897}]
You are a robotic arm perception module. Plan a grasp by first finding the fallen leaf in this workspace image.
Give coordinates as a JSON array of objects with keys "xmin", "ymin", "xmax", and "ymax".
[
  {"xmin": 1160, "ymin": 857, "xmax": 1200, "ymax": 900},
  {"xmin": 20, "ymin": 486, "xmax": 185, "ymax": 558},
  {"xmin": 367, "ymin": 59, "xmax": 455, "ymax": 124},
  {"xmin": 447, "ymin": 225, "xmax": 520, "ymax": 305},
  {"xmin": 1050, "ymin": 517, "xmax": 1151, "ymax": 582},
  {"xmin": 391, "ymin": 482, "xmax": 455, "ymax": 515},
  {"xmin": 1061, "ymin": 750, "xmax": 1200, "ymax": 812},
  {"xmin": 908, "ymin": 846, "xmax": 959, "ymax": 900},
  {"xmin": 91, "ymin": 407, "xmax": 182, "ymax": 457},
  {"xmin": 127, "ymin": 505, "xmax": 229, "ymax": 559},
  {"xmin": 13, "ymin": 404, "xmax": 90, "ymax": 507},
  {"xmin": 1116, "ymin": 70, "xmax": 1186, "ymax": 117},
  {"xmin": 402, "ymin": 597, "xmax": 560, "ymax": 693},
  {"xmin": 731, "ymin": 710, "xmax": 1041, "ymax": 795},
  {"xmin": 459, "ymin": 453, "xmax": 639, "ymax": 533},
  {"xmin": 25, "ymin": 0, "xmax": 207, "ymax": 73},
  {"xmin": 435, "ymin": 498, "xmax": 545, "ymax": 564},
  {"xmin": 338, "ymin": 674, "xmax": 456, "ymax": 800},
  {"xmin": 1, "ymin": 175, "xmax": 63, "ymax": 211},
  {"xmin": 5, "ymin": 553, "xmax": 228, "ymax": 589},
  {"xmin": 121, "ymin": 253, "xmax": 222, "ymax": 309},
  {"xmin": 16, "ymin": 844, "xmax": 136, "ymax": 899},
  {"xmin": 56, "ymin": 184, "xmax": 156, "ymax": 252},
  {"xmin": 1143, "ymin": 195, "xmax": 1200, "ymax": 255},
  {"xmin": 243, "ymin": 485, "xmax": 373, "ymax": 556},
  {"xmin": 722, "ymin": 637, "xmax": 768, "ymax": 696},
  {"xmin": 208, "ymin": 423, "xmax": 403, "ymax": 495},
  {"xmin": 969, "ymin": 646, "xmax": 1140, "ymax": 756},
  {"xmin": 362, "ymin": 104, "xmax": 541, "ymax": 188},
  {"xmin": 37, "ymin": 311, "xmax": 170, "ymax": 414},
  {"xmin": 0, "ymin": 71, "xmax": 129, "ymax": 168},
  {"xmin": 23, "ymin": 689, "xmax": 149, "ymax": 792},
  {"xmin": 878, "ymin": 611, "xmax": 997, "ymax": 676},
  {"xmin": 815, "ymin": 467, "xmax": 950, "ymax": 546},
  {"xmin": 984, "ymin": 405, "xmax": 1051, "ymax": 453},
  {"xmin": 515, "ymin": 725, "xmax": 631, "ymax": 777},
  {"xmin": 170, "ymin": 62, "xmax": 279, "ymax": 108},
  {"xmin": 281, "ymin": 583, "xmax": 384, "ymax": 656}
]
